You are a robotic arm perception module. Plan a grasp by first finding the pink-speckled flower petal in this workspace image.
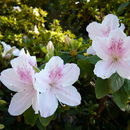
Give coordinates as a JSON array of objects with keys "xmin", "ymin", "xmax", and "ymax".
[
  {"xmin": 117, "ymin": 61, "xmax": 130, "ymax": 80},
  {"xmin": 45, "ymin": 56, "xmax": 64, "ymax": 71},
  {"xmin": 102, "ymin": 14, "xmax": 119, "ymax": 30},
  {"xmin": 39, "ymin": 92, "xmax": 58, "ymax": 118},
  {"xmin": 94, "ymin": 60, "xmax": 117, "ymax": 79},
  {"xmin": 55, "ymin": 85, "xmax": 81, "ymax": 106},
  {"xmin": 8, "ymin": 89, "xmax": 34, "ymax": 116},
  {"xmin": 60, "ymin": 63, "xmax": 80, "ymax": 87},
  {"xmin": 0, "ymin": 68, "xmax": 27, "ymax": 92}
]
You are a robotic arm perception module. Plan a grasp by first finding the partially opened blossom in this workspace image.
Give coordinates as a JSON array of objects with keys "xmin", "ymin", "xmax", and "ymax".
[
  {"xmin": 86, "ymin": 14, "xmax": 125, "ymax": 40},
  {"xmin": 1, "ymin": 41, "xmax": 20, "ymax": 58},
  {"xmin": 93, "ymin": 29, "xmax": 130, "ymax": 79},
  {"xmin": 35, "ymin": 56, "xmax": 81, "ymax": 117},
  {"xmin": 0, "ymin": 49, "xmax": 38, "ymax": 115}
]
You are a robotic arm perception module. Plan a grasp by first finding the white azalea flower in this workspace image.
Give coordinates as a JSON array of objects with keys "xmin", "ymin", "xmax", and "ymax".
[
  {"xmin": 93, "ymin": 29, "xmax": 130, "ymax": 79},
  {"xmin": 86, "ymin": 14, "xmax": 125, "ymax": 40},
  {"xmin": 34, "ymin": 56, "xmax": 81, "ymax": 117},
  {"xmin": 0, "ymin": 50, "xmax": 38, "ymax": 115},
  {"xmin": 1, "ymin": 42, "xmax": 20, "ymax": 58}
]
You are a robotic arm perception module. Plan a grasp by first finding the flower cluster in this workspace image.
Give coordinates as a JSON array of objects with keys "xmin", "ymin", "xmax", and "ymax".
[
  {"xmin": 0, "ymin": 14, "xmax": 130, "ymax": 119},
  {"xmin": 0, "ymin": 49, "xmax": 81, "ymax": 118},
  {"xmin": 87, "ymin": 14, "xmax": 130, "ymax": 79}
]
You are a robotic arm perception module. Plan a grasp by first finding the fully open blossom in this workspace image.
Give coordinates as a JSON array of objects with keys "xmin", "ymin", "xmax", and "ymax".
[
  {"xmin": 35, "ymin": 56, "xmax": 81, "ymax": 117},
  {"xmin": 0, "ymin": 49, "xmax": 38, "ymax": 115},
  {"xmin": 86, "ymin": 14, "xmax": 125, "ymax": 41},
  {"xmin": 1, "ymin": 41, "xmax": 20, "ymax": 58},
  {"xmin": 93, "ymin": 29, "xmax": 130, "ymax": 79}
]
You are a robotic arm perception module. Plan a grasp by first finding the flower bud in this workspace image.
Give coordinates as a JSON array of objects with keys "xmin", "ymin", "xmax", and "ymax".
[
  {"xmin": 64, "ymin": 35, "xmax": 71, "ymax": 45},
  {"xmin": 47, "ymin": 41, "xmax": 54, "ymax": 52},
  {"xmin": 34, "ymin": 25, "xmax": 39, "ymax": 34}
]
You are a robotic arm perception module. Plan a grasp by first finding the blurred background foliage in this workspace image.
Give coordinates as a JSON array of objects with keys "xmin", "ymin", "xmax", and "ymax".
[{"xmin": 0, "ymin": 0, "xmax": 130, "ymax": 130}]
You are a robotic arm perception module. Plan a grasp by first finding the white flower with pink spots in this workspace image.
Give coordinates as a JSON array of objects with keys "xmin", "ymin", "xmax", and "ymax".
[
  {"xmin": 93, "ymin": 29, "xmax": 130, "ymax": 79},
  {"xmin": 86, "ymin": 14, "xmax": 125, "ymax": 40},
  {"xmin": 86, "ymin": 14, "xmax": 125, "ymax": 55},
  {"xmin": 0, "ymin": 49, "xmax": 38, "ymax": 115},
  {"xmin": 35, "ymin": 56, "xmax": 81, "ymax": 117}
]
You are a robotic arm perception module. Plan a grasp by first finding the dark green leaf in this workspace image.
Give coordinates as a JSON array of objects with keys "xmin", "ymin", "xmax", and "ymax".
[
  {"xmin": 39, "ymin": 114, "xmax": 55, "ymax": 127},
  {"xmin": 77, "ymin": 59, "xmax": 94, "ymax": 77},
  {"xmin": 86, "ymin": 55, "xmax": 100, "ymax": 64},
  {"xmin": 95, "ymin": 78, "xmax": 111, "ymax": 99},
  {"xmin": 36, "ymin": 120, "xmax": 46, "ymax": 130},
  {"xmin": 117, "ymin": 2, "xmax": 130, "ymax": 13},
  {"xmin": 24, "ymin": 107, "xmax": 39, "ymax": 126},
  {"xmin": 109, "ymin": 73, "xmax": 124, "ymax": 93},
  {"xmin": 113, "ymin": 86, "xmax": 128, "ymax": 110}
]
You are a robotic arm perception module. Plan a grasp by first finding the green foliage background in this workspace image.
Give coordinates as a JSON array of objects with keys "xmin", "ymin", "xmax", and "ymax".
[{"xmin": 0, "ymin": 0, "xmax": 130, "ymax": 130}]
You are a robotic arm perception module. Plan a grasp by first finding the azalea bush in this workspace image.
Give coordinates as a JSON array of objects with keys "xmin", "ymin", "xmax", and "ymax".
[{"xmin": 0, "ymin": 0, "xmax": 130, "ymax": 130}]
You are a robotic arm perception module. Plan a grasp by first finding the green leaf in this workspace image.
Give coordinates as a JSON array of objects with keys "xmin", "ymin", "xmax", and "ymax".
[
  {"xmin": 24, "ymin": 107, "xmax": 39, "ymax": 126},
  {"xmin": 0, "ymin": 124, "xmax": 5, "ymax": 129},
  {"xmin": 77, "ymin": 54, "xmax": 100, "ymax": 64},
  {"xmin": 124, "ymin": 80, "xmax": 130, "ymax": 96},
  {"xmin": 109, "ymin": 73, "xmax": 124, "ymax": 93},
  {"xmin": 36, "ymin": 120, "xmax": 46, "ymax": 130},
  {"xmin": 77, "ymin": 59, "xmax": 94, "ymax": 77},
  {"xmin": 33, "ymin": 66, "xmax": 40, "ymax": 72},
  {"xmin": 85, "ymin": 55, "xmax": 100, "ymax": 64},
  {"xmin": 95, "ymin": 78, "xmax": 111, "ymax": 99},
  {"xmin": 39, "ymin": 114, "xmax": 55, "ymax": 127},
  {"xmin": 0, "ymin": 100, "xmax": 7, "ymax": 106},
  {"xmin": 117, "ymin": 2, "xmax": 130, "ymax": 13},
  {"xmin": 113, "ymin": 86, "xmax": 128, "ymax": 110}
]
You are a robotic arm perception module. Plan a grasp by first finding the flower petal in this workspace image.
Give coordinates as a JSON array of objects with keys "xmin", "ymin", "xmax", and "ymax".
[
  {"xmin": 92, "ymin": 37, "xmax": 109, "ymax": 60},
  {"xmin": 94, "ymin": 60, "xmax": 117, "ymax": 79},
  {"xmin": 108, "ymin": 29, "xmax": 126, "ymax": 44},
  {"xmin": 0, "ymin": 69, "xmax": 26, "ymax": 92},
  {"xmin": 13, "ymin": 49, "xmax": 37, "ymax": 67},
  {"xmin": 102, "ymin": 14, "xmax": 119, "ymax": 30},
  {"xmin": 122, "ymin": 37, "xmax": 130, "ymax": 61},
  {"xmin": 34, "ymin": 69, "xmax": 50, "ymax": 92},
  {"xmin": 117, "ymin": 61, "xmax": 130, "ymax": 79},
  {"xmin": 11, "ymin": 56, "xmax": 34, "ymax": 85},
  {"xmin": 39, "ymin": 92, "xmax": 58, "ymax": 118},
  {"xmin": 87, "ymin": 46, "xmax": 96, "ymax": 55},
  {"xmin": 120, "ymin": 23, "xmax": 125, "ymax": 31},
  {"xmin": 60, "ymin": 63, "xmax": 80, "ymax": 87},
  {"xmin": 32, "ymin": 91, "xmax": 39, "ymax": 114},
  {"xmin": 8, "ymin": 89, "xmax": 34, "ymax": 116},
  {"xmin": 86, "ymin": 22, "xmax": 103, "ymax": 40},
  {"xmin": 55, "ymin": 86, "xmax": 81, "ymax": 106},
  {"xmin": 12, "ymin": 48, "xmax": 20, "ymax": 56},
  {"xmin": 45, "ymin": 56, "xmax": 64, "ymax": 71}
]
